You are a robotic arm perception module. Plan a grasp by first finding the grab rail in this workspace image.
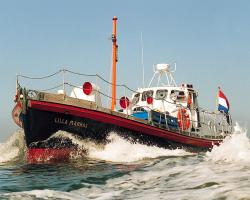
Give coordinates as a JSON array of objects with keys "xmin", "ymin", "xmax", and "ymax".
[{"xmin": 17, "ymin": 68, "xmax": 233, "ymax": 137}]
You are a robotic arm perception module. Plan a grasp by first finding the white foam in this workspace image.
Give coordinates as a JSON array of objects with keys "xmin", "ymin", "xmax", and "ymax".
[
  {"xmin": 0, "ymin": 129, "xmax": 192, "ymax": 164},
  {"xmin": 206, "ymin": 122, "xmax": 250, "ymax": 163},
  {"xmin": 0, "ymin": 130, "xmax": 26, "ymax": 163},
  {"xmin": 52, "ymin": 131, "xmax": 192, "ymax": 162},
  {"xmin": 87, "ymin": 133, "xmax": 192, "ymax": 162},
  {"xmin": 4, "ymin": 189, "xmax": 86, "ymax": 200}
]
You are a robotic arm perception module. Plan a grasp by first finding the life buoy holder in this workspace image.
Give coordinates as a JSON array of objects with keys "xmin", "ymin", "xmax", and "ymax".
[
  {"xmin": 177, "ymin": 108, "xmax": 190, "ymax": 131},
  {"xmin": 12, "ymin": 102, "xmax": 23, "ymax": 128}
]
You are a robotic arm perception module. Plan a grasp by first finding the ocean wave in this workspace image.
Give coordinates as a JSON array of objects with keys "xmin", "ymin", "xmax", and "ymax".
[
  {"xmin": 51, "ymin": 131, "xmax": 193, "ymax": 162},
  {"xmin": 206, "ymin": 122, "xmax": 250, "ymax": 163},
  {"xmin": 1, "ymin": 122, "xmax": 249, "ymax": 164},
  {"xmin": 86, "ymin": 133, "xmax": 193, "ymax": 162},
  {"xmin": 0, "ymin": 130, "xmax": 26, "ymax": 163}
]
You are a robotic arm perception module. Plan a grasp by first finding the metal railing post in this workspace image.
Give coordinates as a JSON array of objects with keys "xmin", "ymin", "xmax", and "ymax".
[{"xmin": 62, "ymin": 69, "xmax": 66, "ymax": 95}]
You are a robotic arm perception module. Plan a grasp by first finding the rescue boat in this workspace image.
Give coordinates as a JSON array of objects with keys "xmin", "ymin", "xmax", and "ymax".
[{"xmin": 12, "ymin": 17, "xmax": 233, "ymax": 162}]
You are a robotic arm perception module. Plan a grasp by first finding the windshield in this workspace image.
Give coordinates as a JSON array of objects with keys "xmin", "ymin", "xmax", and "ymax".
[
  {"xmin": 156, "ymin": 89, "xmax": 168, "ymax": 100},
  {"xmin": 170, "ymin": 90, "xmax": 186, "ymax": 102}
]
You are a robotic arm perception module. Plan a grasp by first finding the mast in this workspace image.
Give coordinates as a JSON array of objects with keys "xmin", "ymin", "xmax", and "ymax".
[{"xmin": 111, "ymin": 16, "xmax": 118, "ymax": 111}]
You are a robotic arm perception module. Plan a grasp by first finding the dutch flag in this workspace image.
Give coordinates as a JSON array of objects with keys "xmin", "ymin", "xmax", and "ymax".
[{"xmin": 218, "ymin": 87, "xmax": 230, "ymax": 113}]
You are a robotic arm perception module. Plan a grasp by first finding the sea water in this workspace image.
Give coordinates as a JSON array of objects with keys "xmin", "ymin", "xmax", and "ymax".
[{"xmin": 0, "ymin": 123, "xmax": 249, "ymax": 200}]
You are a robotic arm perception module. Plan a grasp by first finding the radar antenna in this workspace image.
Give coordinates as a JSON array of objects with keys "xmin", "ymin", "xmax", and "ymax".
[{"xmin": 148, "ymin": 63, "xmax": 177, "ymax": 87}]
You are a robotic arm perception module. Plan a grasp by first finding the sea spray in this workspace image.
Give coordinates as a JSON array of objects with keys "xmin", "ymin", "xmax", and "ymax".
[
  {"xmin": 50, "ymin": 131, "xmax": 193, "ymax": 162},
  {"xmin": 206, "ymin": 122, "xmax": 250, "ymax": 163},
  {"xmin": 85, "ymin": 133, "xmax": 193, "ymax": 162},
  {"xmin": 2, "ymin": 122, "xmax": 249, "ymax": 164},
  {"xmin": 1, "ymin": 125, "xmax": 250, "ymax": 199},
  {"xmin": 0, "ymin": 130, "xmax": 26, "ymax": 163}
]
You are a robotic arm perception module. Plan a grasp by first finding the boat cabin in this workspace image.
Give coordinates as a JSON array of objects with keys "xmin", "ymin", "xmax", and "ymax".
[
  {"xmin": 131, "ymin": 85, "xmax": 196, "ymax": 116},
  {"xmin": 119, "ymin": 64, "xmax": 200, "ymax": 131},
  {"xmin": 129, "ymin": 83, "xmax": 199, "ymax": 130}
]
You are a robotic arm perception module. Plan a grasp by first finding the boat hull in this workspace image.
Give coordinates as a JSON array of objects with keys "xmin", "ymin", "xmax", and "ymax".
[{"xmin": 21, "ymin": 100, "xmax": 222, "ymax": 155}]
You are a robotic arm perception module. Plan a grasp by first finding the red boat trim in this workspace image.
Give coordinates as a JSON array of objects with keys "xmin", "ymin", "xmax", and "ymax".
[
  {"xmin": 29, "ymin": 100, "xmax": 221, "ymax": 148},
  {"xmin": 27, "ymin": 148, "xmax": 72, "ymax": 163}
]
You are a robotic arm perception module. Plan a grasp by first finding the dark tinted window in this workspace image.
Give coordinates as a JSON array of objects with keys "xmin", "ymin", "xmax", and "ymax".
[
  {"xmin": 141, "ymin": 90, "xmax": 153, "ymax": 101},
  {"xmin": 156, "ymin": 90, "xmax": 168, "ymax": 100},
  {"xmin": 170, "ymin": 90, "xmax": 186, "ymax": 102},
  {"xmin": 132, "ymin": 93, "xmax": 140, "ymax": 104}
]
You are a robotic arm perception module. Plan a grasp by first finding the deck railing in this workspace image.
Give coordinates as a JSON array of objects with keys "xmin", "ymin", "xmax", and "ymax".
[{"xmin": 17, "ymin": 69, "xmax": 233, "ymax": 138}]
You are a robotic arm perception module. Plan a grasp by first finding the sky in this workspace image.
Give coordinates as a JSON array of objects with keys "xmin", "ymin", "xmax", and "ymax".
[{"xmin": 0, "ymin": 0, "xmax": 250, "ymax": 141}]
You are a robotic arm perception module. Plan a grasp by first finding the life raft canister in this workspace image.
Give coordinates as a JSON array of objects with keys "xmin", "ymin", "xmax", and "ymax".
[
  {"xmin": 12, "ymin": 102, "xmax": 23, "ymax": 128},
  {"xmin": 177, "ymin": 108, "xmax": 190, "ymax": 131}
]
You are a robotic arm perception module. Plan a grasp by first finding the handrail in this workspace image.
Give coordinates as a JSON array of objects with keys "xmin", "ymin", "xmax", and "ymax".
[
  {"xmin": 17, "ymin": 69, "xmax": 231, "ymax": 119},
  {"xmin": 17, "ymin": 69, "xmax": 137, "ymax": 93},
  {"xmin": 147, "ymin": 108, "xmax": 232, "ymax": 138},
  {"xmin": 41, "ymin": 83, "xmax": 64, "ymax": 92},
  {"xmin": 16, "ymin": 69, "xmax": 228, "ymax": 115},
  {"xmin": 17, "ymin": 69, "xmax": 233, "ymax": 136},
  {"xmin": 17, "ymin": 70, "xmax": 61, "ymax": 80}
]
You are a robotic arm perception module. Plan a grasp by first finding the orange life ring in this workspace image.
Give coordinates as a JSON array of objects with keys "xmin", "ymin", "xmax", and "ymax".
[{"xmin": 177, "ymin": 108, "xmax": 190, "ymax": 131}]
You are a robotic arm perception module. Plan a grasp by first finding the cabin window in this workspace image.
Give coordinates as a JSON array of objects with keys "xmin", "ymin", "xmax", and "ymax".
[
  {"xmin": 170, "ymin": 90, "xmax": 186, "ymax": 102},
  {"xmin": 133, "ymin": 107, "xmax": 146, "ymax": 112},
  {"xmin": 132, "ymin": 93, "xmax": 140, "ymax": 104},
  {"xmin": 141, "ymin": 90, "xmax": 153, "ymax": 101},
  {"xmin": 156, "ymin": 90, "xmax": 168, "ymax": 100},
  {"xmin": 193, "ymin": 92, "xmax": 198, "ymax": 106}
]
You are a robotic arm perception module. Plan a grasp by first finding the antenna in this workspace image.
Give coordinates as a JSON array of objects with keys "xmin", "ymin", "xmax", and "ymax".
[{"xmin": 141, "ymin": 32, "xmax": 145, "ymax": 88}]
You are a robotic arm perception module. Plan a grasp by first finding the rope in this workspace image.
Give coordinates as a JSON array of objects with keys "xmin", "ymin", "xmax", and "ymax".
[
  {"xmin": 17, "ymin": 70, "xmax": 61, "ymax": 80},
  {"xmin": 65, "ymin": 69, "xmax": 136, "ymax": 93},
  {"xmin": 41, "ymin": 83, "xmax": 64, "ymax": 92},
  {"xmin": 16, "ymin": 69, "xmax": 231, "ymax": 123},
  {"xmin": 17, "ymin": 68, "xmax": 136, "ymax": 93}
]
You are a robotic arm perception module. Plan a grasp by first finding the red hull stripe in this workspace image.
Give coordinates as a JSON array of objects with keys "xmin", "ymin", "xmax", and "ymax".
[
  {"xmin": 27, "ymin": 148, "xmax": 72, "ymax": 163},
  {"xmin": 29, "ymin": 100, "xmax": 220, "ymax": 148}
]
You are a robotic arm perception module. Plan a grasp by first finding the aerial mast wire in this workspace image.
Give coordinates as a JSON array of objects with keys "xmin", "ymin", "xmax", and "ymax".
[{"xmin": 141, "ymin": 32, "xmax": 145, "ymax": 88}]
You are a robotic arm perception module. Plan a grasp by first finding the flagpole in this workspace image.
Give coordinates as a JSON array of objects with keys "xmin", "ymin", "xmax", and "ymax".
[{"xmin": 216, "ymin": 86, "xmax": 220, "ymax": 113}]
